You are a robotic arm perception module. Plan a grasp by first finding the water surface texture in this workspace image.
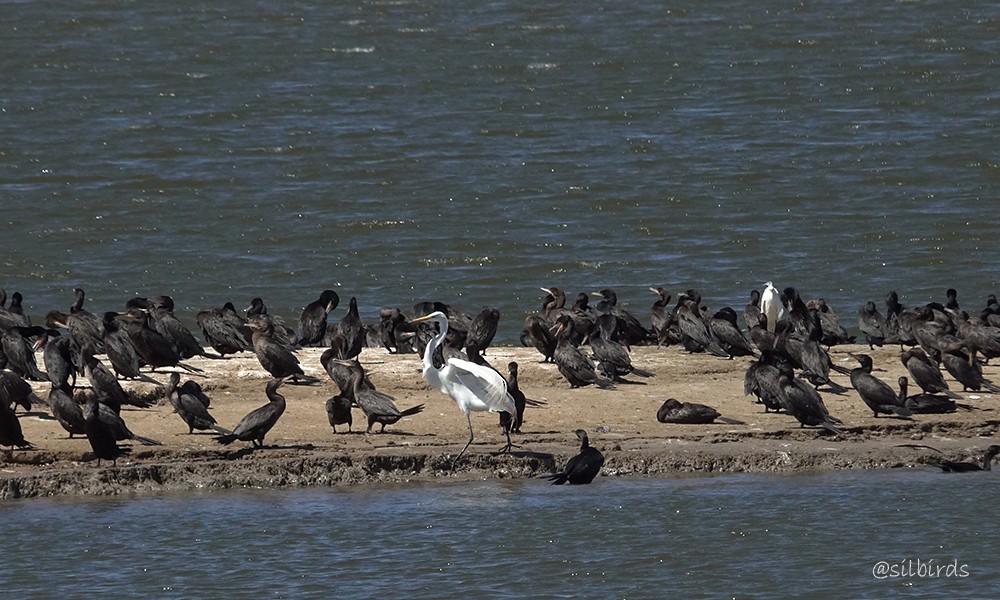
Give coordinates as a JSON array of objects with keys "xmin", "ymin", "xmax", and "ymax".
[
  {"xmin": 2, "ymin": 471, "xmax": 998, "ymax": 598},
  {"xmin": 2, "ymin": 0, "xmax": 998, "ymax": 342}
]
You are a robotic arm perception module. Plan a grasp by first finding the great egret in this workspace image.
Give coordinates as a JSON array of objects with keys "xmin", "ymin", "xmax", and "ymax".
[
  {"xmin": 410, "ymin": 311, "xmax": 516, "ymax": 465},
  {"xmin": 759, "ymin": 281, "xmax": 782, "ymax": 333}
]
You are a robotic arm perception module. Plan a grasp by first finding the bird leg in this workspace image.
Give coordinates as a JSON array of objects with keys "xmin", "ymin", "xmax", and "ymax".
[{"xmin": 451, "ymin": 413, "xmax": 474, "ymax": 468}]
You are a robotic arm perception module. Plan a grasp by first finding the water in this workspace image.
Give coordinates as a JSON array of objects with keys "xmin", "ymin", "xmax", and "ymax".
[
  {"xmin": 2, "ymin": 0, "xmax": 999, "ymax": 344},
  {"xmin": 0, "ymin": 470, "xmax": 997, "ymax": 598}
]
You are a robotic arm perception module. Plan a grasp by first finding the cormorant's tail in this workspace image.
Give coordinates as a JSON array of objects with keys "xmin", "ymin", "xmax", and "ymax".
[
  {"xmin": 214, "ymin": 434, "xmax": 238, "ymax": 445},
  {"xmin": 132, "ymin": 434, "xmax": 162, "ymax": 446},
  {"xmin": 630, "ymin": 367, "xmax": 655, "ymax": 378},
  {"xmin": 547, "ymin": 472, "xmax": 569, "ymax": 485},
  {"xmin": 941, "ymin": 389, "xmax": 963, "ymax": 400},
  {"xmin": 830, "ymin": 364, "xmax": 854, "ymax": 376},
  {"xmin": 399, "ymin": 404, "xmax": 424, "ymax": 417},
  {"xmin": 211, "ymin": 424, "xmax": 234, "ymax": 435},
  {"xmin": 177, "ymin": 362, "xmax": 205, "ymax": 374},
  {"xmin": 286, "ymin": 373, "xmax": 322, "ymax": 385},
  {"xmin": 981, "ymin": 380, "xmax": 1000, "ymax": 393}
]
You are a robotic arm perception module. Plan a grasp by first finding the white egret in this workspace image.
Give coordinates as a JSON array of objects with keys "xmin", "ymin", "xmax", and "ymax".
[
  {"xmin": 410, "ymin": 311, "xmax": 516, "ymax": 465},
  {"xmin": 759, "ymin": 281, "xmax": 782, "ymax": 333}
]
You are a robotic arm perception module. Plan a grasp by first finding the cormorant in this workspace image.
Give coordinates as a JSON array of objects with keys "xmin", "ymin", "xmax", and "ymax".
[
  {"xmin": 848, "ymin": 354, "xmax": 912, "ymax": 419},
  {"xmin": 331, "ymin": 296, "xmax": 365, "ymax": 360},
  {"xmin": 197, "ymin": 306, "xmax": 251, "ymax": 357},
  {"xmin": 214, "ymin": 378, "xmax": 288, "ymax": 448},
  {"xmin": 83, "ymin": 396, "xmax": 129, "ymax": 466},
  {"xmin": 329, "ymin": 358, "xmax": 423, "ymax": 434},
  {"xmin": 656, "ymin": 398, "xmax": 745, "ymax": 424},
  {"xmin": 467, "ymin": 307, "xmax": 500, "ymax": 355},
  {"xmin": 940, "ymin": 346, "xmax": 1000, "ymax": 393},
  {"xmin": 675, "ymin": 297, "xmax": 729, "ymax": 358},
  {"xmin": 102, "ymin": 311, "xmax": 142, "ymax": 379},
  {"xmin": 248, "ymin": 317, "xmax": 319, "ymax": 384},
  {"xmin": 897, "ymin": 376, "xmax": 962, "ymax": 414},
  {"xmin": 548, "ymin": 429, "xmax": 604, "ymax": 485},
  {"xmin": 857, "ymin": 301, "xmax": 888, "ymax": 350},
  {"xmin": 117, "ymin": 309, "xmax": 201, "ymax": 373},
  {"xmin": 708, "ymin": 307, "xmax": 757, "ymax": 358},
  {"xmin": 777, "ymin": 374, "xmax": 842, "ymax": 433},
  {"xmin": 552, "ymin": 314, "xmax": 614, "ymax": 389},
  {"xmin": 0, "ymin": 371, "xmax": 44, "ymax": 412},
  {"xmin": 165, "ymin": 373, "xmax": 230, "ymax": 435},
  {"xmin": 522, "ymin": 315, "xmax": 557, "ymax": 363},
  {"xmin": 743, "ymin": 289, "xmax": 763, "ymax": 331},
  {"xmin": 0, "ymin": 400, "xmax": 33, "ymax": 452},
  {"xmin": 325, "ymin": 394, "xmax": 353, "ymax": 433},
  {"xmin": 900, "ymin": 348, "xmax": 961, "ymax": 399},
  {"xmin": 46, "ymin": 383, "xmax": 85, "ymax": 437},
  {"xmin": 650, "ymin": 287, "xmax": 673, "ymax": 341},
  {"xmin": 588, "ymin": 326, "xmax": 653, "ymax": 381},
  {"xmin": 298, "ymin": 289, "xmax": 339, "ymax": 347},
  {"xmin": 0, "ymin": 325, "xmax": 48, "ymax": 381}
]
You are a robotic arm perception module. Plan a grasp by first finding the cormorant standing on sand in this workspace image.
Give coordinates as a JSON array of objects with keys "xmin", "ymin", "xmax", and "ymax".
[
  {"xmin": 83, "ymin": 397, "xmax": 129, "ymax": 467},
  {"xmin": 848, "ymin": 354, "xmax": 912, "ymax": 419},
  {"xmin": 548, "ymin": 429, "xmax": 604, "ymax": 485},
  {"xmin": 248, "ymin": 317, "xmax": 319, "ymax": 384},
  {"xmin": 552, "ymin": 314, "xmax": 614, "ymax": 389},
  {"xmin": 297, "ymin": 290, "xmax": 339, "ymax": 347},
  {"xmin": 328, "ymin": 358, "xmax": 423, "ymax": 433},
  {"xmin": 214, "ymin": 378, "xmax": 288, "ymax": 448},
  {"xmin": 165, "ymin": 373, "xmax": 231, "ymax": 435}
]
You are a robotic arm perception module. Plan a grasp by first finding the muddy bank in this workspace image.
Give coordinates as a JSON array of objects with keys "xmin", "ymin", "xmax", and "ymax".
[{"xmin": 3, "ymin": 344, "xmax": 999, "ymax": 499}]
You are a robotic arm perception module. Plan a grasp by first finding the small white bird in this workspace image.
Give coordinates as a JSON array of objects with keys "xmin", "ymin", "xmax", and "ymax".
[
  {"xmin": 760, "ymin": 281, "xmax": 783, "ymax": 333},
  {"xmin": 410, "ymin": 311, "xmax": 516, "ymax": 465}
]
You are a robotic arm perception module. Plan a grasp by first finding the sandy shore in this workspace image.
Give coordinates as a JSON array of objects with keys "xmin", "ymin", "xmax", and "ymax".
[{"xmin": 3, "ymin": 343, "xmax": 998, "ymax": 499}]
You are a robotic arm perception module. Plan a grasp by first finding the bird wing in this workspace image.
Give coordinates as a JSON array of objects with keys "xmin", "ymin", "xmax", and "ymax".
[{"xmin": 445, "ymin": 357, "xmax": 515, "ymax": 414}]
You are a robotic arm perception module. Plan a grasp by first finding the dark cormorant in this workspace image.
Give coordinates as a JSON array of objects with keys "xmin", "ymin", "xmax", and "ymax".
[
  {"xmin": 743, "ymin": 289, "xmax": 763, "ymax": 331},
  {"xmin": 331, "ymin": 296, "xmax": 365, "ymax": 360},
  {"xmin": 247, "ymin": 317, "xmax": 319, "ymax": 384},
  {"xmin": 197, "ymin": 306, "xmax": 251, "ymax": 357},
  {"xmin": 592, "ymin": 289, "xmax": 651, "ymax": 346},
  {"xmin": 940, "ymin": 346, "xmax": 1000, "ymax": 393},
  {"xmin": 589, "ymin": 327, "xmax": 653, "ymax": 381},
  {"xmin": 89, "ymin": 398, "xmax": 161, "ymax": 446},
  {"xmin": 328, "ymin": 358, "xmax": 423, "ymax": 433},
  {"xmin": 325, "ymin": 394, "xmax": 353, "ymax": 433},
  {"xmin": 83, "ymin": 354, "xmax": 131, "ymax": 413},
  {"xmin": 552, "ymin": 314, "xmax": 614, "ymax": 389},
  {"xmin": 467, "ymin": 307, "xmax": 500, "ymax": 355},
  {"xmin": 117, "ymin": 309, "xmax": 200, "ymax": 373},
  {"xmin": 777, "ymin": 374, "xmax": 842, "ymax": 433},
  {"xmin": 0, "ymin": 325, "xmax": 48, "ymax": 381},
  {"xmin": 101, "ymin": 311, "xmax": 142, "ymax": 379},
  {"xmin": 897, "ymin": 376, "xmax": 963, "ymax": 414},
  {"xmin": 806, "ymin": 298, "xmax": 855, "ymax": 346},
  {"xmin": 165, "ymin": 373, "xmax": 231, "ymax": 435},
  {"xmin": 857, "ymin": 301, "xmax": 888, "ymax": 350},
  {"xmin": 0, "ymin": 289, "xmax": 31, "ymax": 330},
  {"xmin": 46, "ymin": 383, "xmax": 85, "ymax": 437},
  {"xmin": 901, "ymin": 444, "xmax": 1000, "ymax": 472},
  {"xmin": 548, "ymin": 429, "xmax": 604, "ymax": 485},
  {"xmin": 0, "ymin": 399, "xmax": 33, "ymax": 452},
  {"xmin": 743, "ymin": 351, "xmax": 791, "ymax": 413},
  {"xmin": 656, "ymin": 398, "xmax": 745, "ymax": 424},
  {"xmin": 61, "ymin": 287, "xmax": 106, "ymax": 356},
  {"xmin": 148, "ymin": 296, "xmax": 206, "ymax": 359},
  {"xmin": 214, "ymin": 378, "xmax": 288, "ymax": 448},
  {"xmin": 298, "ymin": 289, "xmax": 339, "ymax": 347},
  {"xmin": 848, "ymin": 354, "xmax": 912, "ymax": 419},
  {"xmin": 0, "ymin": 371, "xmax": 44, "ymax": 412},
  {"xmin": 650, "ymin": 287, "xmax": 676, "ymax": 345},
  {"xmin": 675, "ymin": 297, "xmax": 729, "ymax": 358},
  {"xmin": 246, "ymin": 298, "xmax": 297, "ymax": 349},
  {"xmin": 83, "ymin": 397, "xmax": 129, "ymax": 466},
  {"xmin": 499, "ymin": 361, "xmax": 529, "ymax": 434},
  {"xmin": 708, "ymin": 308, "xmax": 757, "ymax": 358},
  {"xmin": 523, "ymin": 315, "xmax": 557, "ymax": 363},
  {"xmin": 900, "ymin": 348, "xmax": 961, "ymax": 399}
]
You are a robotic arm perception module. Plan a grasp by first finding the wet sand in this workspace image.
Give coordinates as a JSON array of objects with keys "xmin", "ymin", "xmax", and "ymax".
[{"xmin": 3, "ymin": 343, "xmax": 998, "ymax": 499}]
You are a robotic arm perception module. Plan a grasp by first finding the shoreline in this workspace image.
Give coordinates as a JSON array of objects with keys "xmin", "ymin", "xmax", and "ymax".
[{"xmin": 3, "ymin": 344, "xmax": 998, "ymax": 499}]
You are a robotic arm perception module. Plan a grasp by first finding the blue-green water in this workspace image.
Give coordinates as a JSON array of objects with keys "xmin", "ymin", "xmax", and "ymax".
[
  {"xmin": 2, "ymin": 470, "xmax": 998, "ymax": 598},
  {"xmin": 2, "ymin": 0, "xmax": 998, "ymax": 344}
]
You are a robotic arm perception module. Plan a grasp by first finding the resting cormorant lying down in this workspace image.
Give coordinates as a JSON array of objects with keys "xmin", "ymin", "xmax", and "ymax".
[{"xmin": 656, "ymin": 398, "xmax": 745, "ymax": 425}]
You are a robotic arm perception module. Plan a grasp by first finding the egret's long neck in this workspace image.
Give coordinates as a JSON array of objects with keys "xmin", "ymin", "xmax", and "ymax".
[{"xmin": 421, "ymin": 318, "xmax": 449, "ymax": 390}]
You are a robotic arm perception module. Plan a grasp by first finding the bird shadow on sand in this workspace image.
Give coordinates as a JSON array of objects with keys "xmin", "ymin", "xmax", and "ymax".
[{"xmin": 217, "ymin": 442, "xmax": 317, "ymax": 460}]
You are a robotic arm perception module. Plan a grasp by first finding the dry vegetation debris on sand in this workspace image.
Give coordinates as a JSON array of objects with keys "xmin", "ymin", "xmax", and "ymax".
[{"xmin": 3, "ymin": 344, "xmax": 998, "ymax": 499}]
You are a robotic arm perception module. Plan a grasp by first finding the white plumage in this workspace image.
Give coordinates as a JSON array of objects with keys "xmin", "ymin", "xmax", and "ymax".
[
  {"xmin": 760, "ymin": 281, "xmax": 783, "ymax": 333},
  {"xmin": 411, "ymin": 311, "xmax": 515, "ymax": 464}
]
